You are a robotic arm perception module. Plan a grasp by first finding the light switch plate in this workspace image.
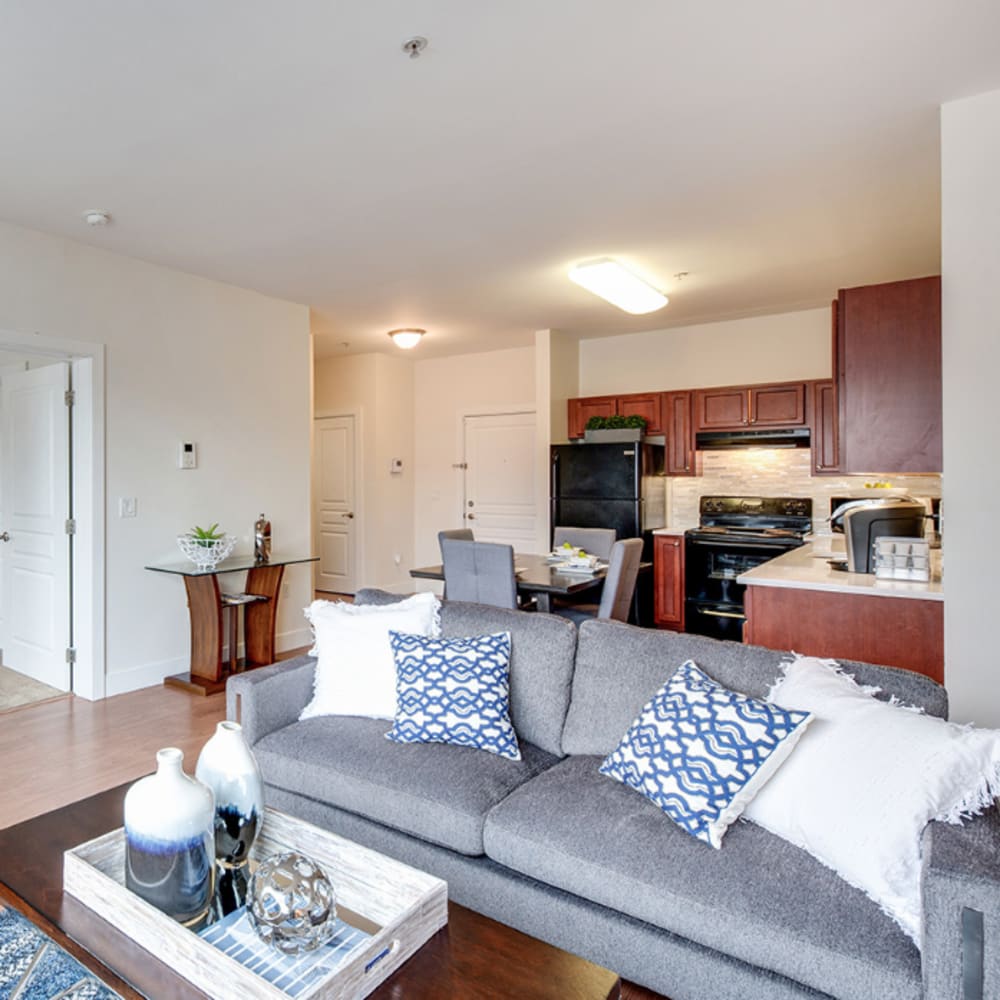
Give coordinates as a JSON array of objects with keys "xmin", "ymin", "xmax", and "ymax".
[{"xmin": 118, "ymin": 497, "xmax": 137, "ymax": 518}]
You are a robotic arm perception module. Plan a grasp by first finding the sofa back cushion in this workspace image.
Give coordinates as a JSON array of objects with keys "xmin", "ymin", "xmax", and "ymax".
[
  {"xmin": 561, "ymin": 619, "xmax": 948, "ymax": 757},
  {"xmin": 355, "ymin": 591, "xmax": 577, "ymax": 756}
]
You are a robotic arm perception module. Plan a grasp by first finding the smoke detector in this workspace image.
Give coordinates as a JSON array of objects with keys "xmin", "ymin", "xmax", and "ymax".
[
  {"xmin": 401, "ymin": 36, "xmax": 428, "ymax": 59},
  {"xmin": 83, "ymin": 210, "xmax": 111, "ymax": 227}
]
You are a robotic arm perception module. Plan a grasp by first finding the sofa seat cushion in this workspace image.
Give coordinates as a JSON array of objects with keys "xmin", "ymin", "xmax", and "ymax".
[
  {"xmin": 255, "ymin": 716, "xmax": 558, "ymax": 856},
  {"xmin": 482, "ymin": 755, "xmax": 921, "ymax": 1000}
]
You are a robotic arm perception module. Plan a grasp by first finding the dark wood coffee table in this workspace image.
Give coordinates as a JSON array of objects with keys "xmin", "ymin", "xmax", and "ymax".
[{"xmin": 0, "ymin": 784, "xmax": 621, "ymax": 999}]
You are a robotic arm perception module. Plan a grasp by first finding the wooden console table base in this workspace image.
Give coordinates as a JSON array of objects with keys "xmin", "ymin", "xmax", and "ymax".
[{"xmin": 146, "ymin": 554, "xmax": 317, "ymax": 696}]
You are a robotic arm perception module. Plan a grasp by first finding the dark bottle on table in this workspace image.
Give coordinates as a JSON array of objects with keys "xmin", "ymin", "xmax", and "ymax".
[{"xmin": 254, "ymin": 513, "xmax": 271, "ymax": 563}]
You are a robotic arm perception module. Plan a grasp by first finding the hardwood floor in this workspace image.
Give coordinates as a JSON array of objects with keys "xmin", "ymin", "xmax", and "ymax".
[{"xmin": 0, "ymin": 684, "xmax": 226, "ymax": 829}]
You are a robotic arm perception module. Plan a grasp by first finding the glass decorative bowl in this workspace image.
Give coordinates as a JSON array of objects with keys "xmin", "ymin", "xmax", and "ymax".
[
  {"xmin": 177, "ymin": 534, "xmax": 237, "ymax": 571},
  {"xmin": 247, "ymin": 851, "xmax": 336, "ymax": 954}
]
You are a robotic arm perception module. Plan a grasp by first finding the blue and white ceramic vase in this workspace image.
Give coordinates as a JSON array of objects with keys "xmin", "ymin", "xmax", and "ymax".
[
  {"xmin": 124, "ymin": 747, "xmax": 215, "ymax": 928},
  {"xmin": 196, "ymin": 720, "xmax": 264, "ymax": 915}
]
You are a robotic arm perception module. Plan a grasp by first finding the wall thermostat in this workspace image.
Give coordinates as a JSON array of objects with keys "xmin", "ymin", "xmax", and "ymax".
[{"xmin": 179, "ymin": 442, "xmax": 198, "ymax": 469}]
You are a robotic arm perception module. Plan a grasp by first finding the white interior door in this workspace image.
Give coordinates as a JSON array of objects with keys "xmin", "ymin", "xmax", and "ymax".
[
  {"xmin": 0, "ymin": 363, "xmax": 71, "ymax": 689},
  {"xmin": 463, "ymin": 412, "xmax": 537, "ymax": 552},
  {"xmin": 313, "ymin": 415, "xmax": 358, "ymax": 594}
]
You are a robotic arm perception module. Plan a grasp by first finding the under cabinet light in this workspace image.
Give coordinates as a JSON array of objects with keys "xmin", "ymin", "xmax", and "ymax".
[{"xmin": 568, "ymin": 259, "xmax": 668, "ymax": 315}]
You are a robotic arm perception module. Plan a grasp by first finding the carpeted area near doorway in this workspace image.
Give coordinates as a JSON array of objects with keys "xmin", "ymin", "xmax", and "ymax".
[{"xmin": 0, "ymin": 666, "xmax": 65, "ymax": 713}]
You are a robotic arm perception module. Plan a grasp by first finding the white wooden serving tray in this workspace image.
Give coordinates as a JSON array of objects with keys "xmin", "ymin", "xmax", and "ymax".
[{"xmin": 64, "ymin": 807, "xmax": 448, "ymax": 1000}]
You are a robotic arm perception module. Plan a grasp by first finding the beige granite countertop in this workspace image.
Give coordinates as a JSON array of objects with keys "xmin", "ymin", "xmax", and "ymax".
[{"xmin": 737, "ymin": 536, "xmax": 943, "ymax": 601}]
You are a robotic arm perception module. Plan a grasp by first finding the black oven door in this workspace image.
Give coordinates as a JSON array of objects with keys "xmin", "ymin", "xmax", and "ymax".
[{"xmin": 684, "ymin": 536, "xmax": 793, "ymax": 641}]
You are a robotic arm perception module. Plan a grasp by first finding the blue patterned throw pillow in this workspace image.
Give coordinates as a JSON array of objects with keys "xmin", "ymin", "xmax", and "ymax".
[
  {"xmin": 386, "ymin": 631, "xmax": 521, "ymax": 761},
  {"xmin": 600, "ymin": 660, "xmax": 812, "ymax": 848}
]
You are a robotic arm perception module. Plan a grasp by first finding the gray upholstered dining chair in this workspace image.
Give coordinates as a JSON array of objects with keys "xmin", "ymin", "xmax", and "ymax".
[
  {"xmin": 552, "ymin": 526, "xmax": 617, "ymax": 561},
  {"xmin": 440, "ymin": 538, "xmax": 519, "ymax": 609},
  {"xmin": 438, "ymin": 528, "xmax": 474, "ymax": 598},
  {"xmin": 552, "ymin": 537, "xmax": 643, "ymax": 624},
  {"xmin": 438, "ymin": 527, "xmax": 474, "ymax": 558}
]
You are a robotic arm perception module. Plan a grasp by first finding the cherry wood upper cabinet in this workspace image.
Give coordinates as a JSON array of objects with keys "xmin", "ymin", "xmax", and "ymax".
[
  {"xmin": 663, "ymin": 391, "xmax": 696, "ymax": 476},
  {"xmin": 567, "ymin": 392, "xmax": 664, "ymax": 438},
  {"xmin": 567, "ymin": 396, "xmax": 617, "ymax": 439},
  {"xmin": 693, "ymin": 382, "xmax": 806, "ymax": 432},
  {"xmin": 653, "ymin": 533, "xmax": 685, "ymax": 631},
  {"xmin": 809, "ymin": 379, "xmax": 842, "ymax": 474},
  {"xmin": 751, "ymin": 383, "xmax": 806, "ymax": 426},
  {"xmin": 837, "ymin": 276, "xmax": 942, "ymax": 473},
  {"xmin": 618, "ymin": 392, "xmax": 664, "ymax": 435},
  {"xmin": 693, "ymin": 387, "xmax": 747, "ymax": 429}
]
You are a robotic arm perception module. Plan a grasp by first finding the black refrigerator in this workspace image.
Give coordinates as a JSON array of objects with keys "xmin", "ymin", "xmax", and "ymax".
[
  {"xmin": 550, "ymin": 442, "xmax": 666, "ymax": 551},
  {"xmin": 550, "ymin": 442, "xmax": 666, "ymax": 624}
]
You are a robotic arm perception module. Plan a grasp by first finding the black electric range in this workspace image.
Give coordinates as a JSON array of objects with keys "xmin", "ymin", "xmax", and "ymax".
[{"xmin": 685, "ymin": 496, "xmax": 813, "ymax": 641}]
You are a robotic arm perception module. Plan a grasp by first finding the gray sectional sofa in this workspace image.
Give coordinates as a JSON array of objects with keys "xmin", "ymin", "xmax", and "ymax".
[{"xmin": 227, "ymin": 591, "xmax": 999, "ymax": 1000}]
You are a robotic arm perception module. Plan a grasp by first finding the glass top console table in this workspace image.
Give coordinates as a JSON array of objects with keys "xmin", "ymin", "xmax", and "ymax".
[{"xmin": 145, "ymin": 553, "xmax": 317, "ymax": 695}]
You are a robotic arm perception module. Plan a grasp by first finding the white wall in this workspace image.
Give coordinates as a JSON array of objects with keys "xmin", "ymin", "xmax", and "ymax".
[
  {"xmin": 413, "ymin": 346, "xmax": 536, "ymax": 568},
  {"xmin": 578, "ymin": 308, "xmax": 831, "ymax": 394},
  {"xmin": 941, "ymin": 89, "xmax": 1000, "ymax": 726},
  {"xmin": 371, "ymin": 354, "xmax": 415, "ymax": 590},
  {"xmin": 0, "ymin": 220, "xmax": 312, "ymax": 695}
]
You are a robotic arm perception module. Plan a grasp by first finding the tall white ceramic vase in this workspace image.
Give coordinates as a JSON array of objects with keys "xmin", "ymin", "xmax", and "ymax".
[
  {"xmin": 196, "ymin": 721, "xmax": 265, "ymax": 914},
  {"xmin": 124, "ymin": 747, "xmax": 215, "ymax": 928}
]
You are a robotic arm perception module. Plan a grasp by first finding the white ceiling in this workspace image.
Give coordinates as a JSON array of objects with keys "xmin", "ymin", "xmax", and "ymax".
[{"xmin": 1, "ymin": 2, "xmax": 997, "ymax": 360}]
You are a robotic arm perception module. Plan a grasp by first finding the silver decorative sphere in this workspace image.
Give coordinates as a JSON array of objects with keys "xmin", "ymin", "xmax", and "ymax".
[{"xmin": 246, "ymin": 851, "xmax": 336, "ymax": 954}]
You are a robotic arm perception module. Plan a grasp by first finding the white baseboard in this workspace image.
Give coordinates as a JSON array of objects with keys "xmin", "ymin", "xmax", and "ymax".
[
  {"xmin": 103, "ymin": 625, "xmax": 315, "ymax": 698},
  {"xmin": 105, "ymin": 655, "xmax": 188, "ymax": 697}
]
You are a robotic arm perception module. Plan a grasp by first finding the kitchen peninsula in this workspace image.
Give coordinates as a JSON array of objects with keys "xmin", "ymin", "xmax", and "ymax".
[{"xmin": 740, "ymin": 539, "xmax": 943, "ymax": 682}]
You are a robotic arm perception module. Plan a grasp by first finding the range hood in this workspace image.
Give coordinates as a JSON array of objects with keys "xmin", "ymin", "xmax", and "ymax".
[{"xmin": 695, "ymin": 427, "xmax": 811, "ymax": 450}]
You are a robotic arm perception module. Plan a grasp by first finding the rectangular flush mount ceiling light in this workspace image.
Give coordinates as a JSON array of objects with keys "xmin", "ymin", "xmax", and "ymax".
[{"xmin": 568, "ymin": 258, "xmax": 668, "ymax": 314}]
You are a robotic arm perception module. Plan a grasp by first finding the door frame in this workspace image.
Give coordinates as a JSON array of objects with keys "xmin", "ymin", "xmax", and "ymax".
[
  {"xmin": 312, "ymin": 408, "xmax": 364, "ymax": 594},
  {"xmin": 0, "ymin": 328, "xmax": 105, "ymax": 700},
  {"xmin": 456, "ymin": 404, "xmax": 536, "ymax": 545}
]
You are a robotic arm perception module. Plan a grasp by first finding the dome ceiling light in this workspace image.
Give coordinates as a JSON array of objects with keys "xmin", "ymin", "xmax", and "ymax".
[{"xmin": 388, "ymin": 328, "xmax": 426, "ymax": 349}]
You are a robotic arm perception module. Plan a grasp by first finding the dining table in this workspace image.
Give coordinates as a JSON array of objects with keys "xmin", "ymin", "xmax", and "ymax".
[{"xmin": 409, "ymin": 551, "xmax": 649, "ymax": 614}]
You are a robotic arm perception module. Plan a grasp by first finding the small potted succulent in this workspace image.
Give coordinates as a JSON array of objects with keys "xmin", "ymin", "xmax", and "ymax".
[
  {"xmin": 583, "ymin": 414, "xmax": 648, "ymax": 443},
  {"xmin": 177, "ymin": 522, "xmax": 237, "ymax": 571}
]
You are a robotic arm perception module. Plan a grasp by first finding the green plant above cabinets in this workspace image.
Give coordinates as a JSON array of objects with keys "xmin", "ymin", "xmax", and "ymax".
[{"xmin": 585, "ymin": 414, "xmax": 647, "ymax": 430}]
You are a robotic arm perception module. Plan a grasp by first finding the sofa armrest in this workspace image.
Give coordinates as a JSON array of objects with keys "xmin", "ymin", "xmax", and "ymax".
[
  {"xmin": 922, "ymin": 806, "xmax": 1000, "ymax": 999},
  {"xmin": 226, "ymin": 654, "xmax": 316, "ymax": 746}
]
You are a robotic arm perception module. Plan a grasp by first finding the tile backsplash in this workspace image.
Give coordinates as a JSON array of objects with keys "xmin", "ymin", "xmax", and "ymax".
[{"xmin": 668, "ymin": 449, "xmax": 941, "ymax": 535}]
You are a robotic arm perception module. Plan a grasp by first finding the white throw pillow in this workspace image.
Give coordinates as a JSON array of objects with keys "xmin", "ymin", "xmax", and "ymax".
[
  {"xmin": 743, "ymin": 655, "xmax": 1000, "ymax": 945},
  {"xmin": 300, "ymin": 594, "xmax": 441, "ymax": 721}
]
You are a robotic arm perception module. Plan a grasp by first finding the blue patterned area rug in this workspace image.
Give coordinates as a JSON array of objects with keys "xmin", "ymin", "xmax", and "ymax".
[{"xmin": 0, "ymin": 904, "xmax": 122, "ymax": 1000}]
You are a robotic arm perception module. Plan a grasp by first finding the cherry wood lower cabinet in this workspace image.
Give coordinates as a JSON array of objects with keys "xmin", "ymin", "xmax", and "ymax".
[
  {"xmin": 653, "ymin": 533, "xmax": 685, "ymax": 631},
  {"xmin": 743, "ymin": 585, "xmax": 943, "ymax": 684}
]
